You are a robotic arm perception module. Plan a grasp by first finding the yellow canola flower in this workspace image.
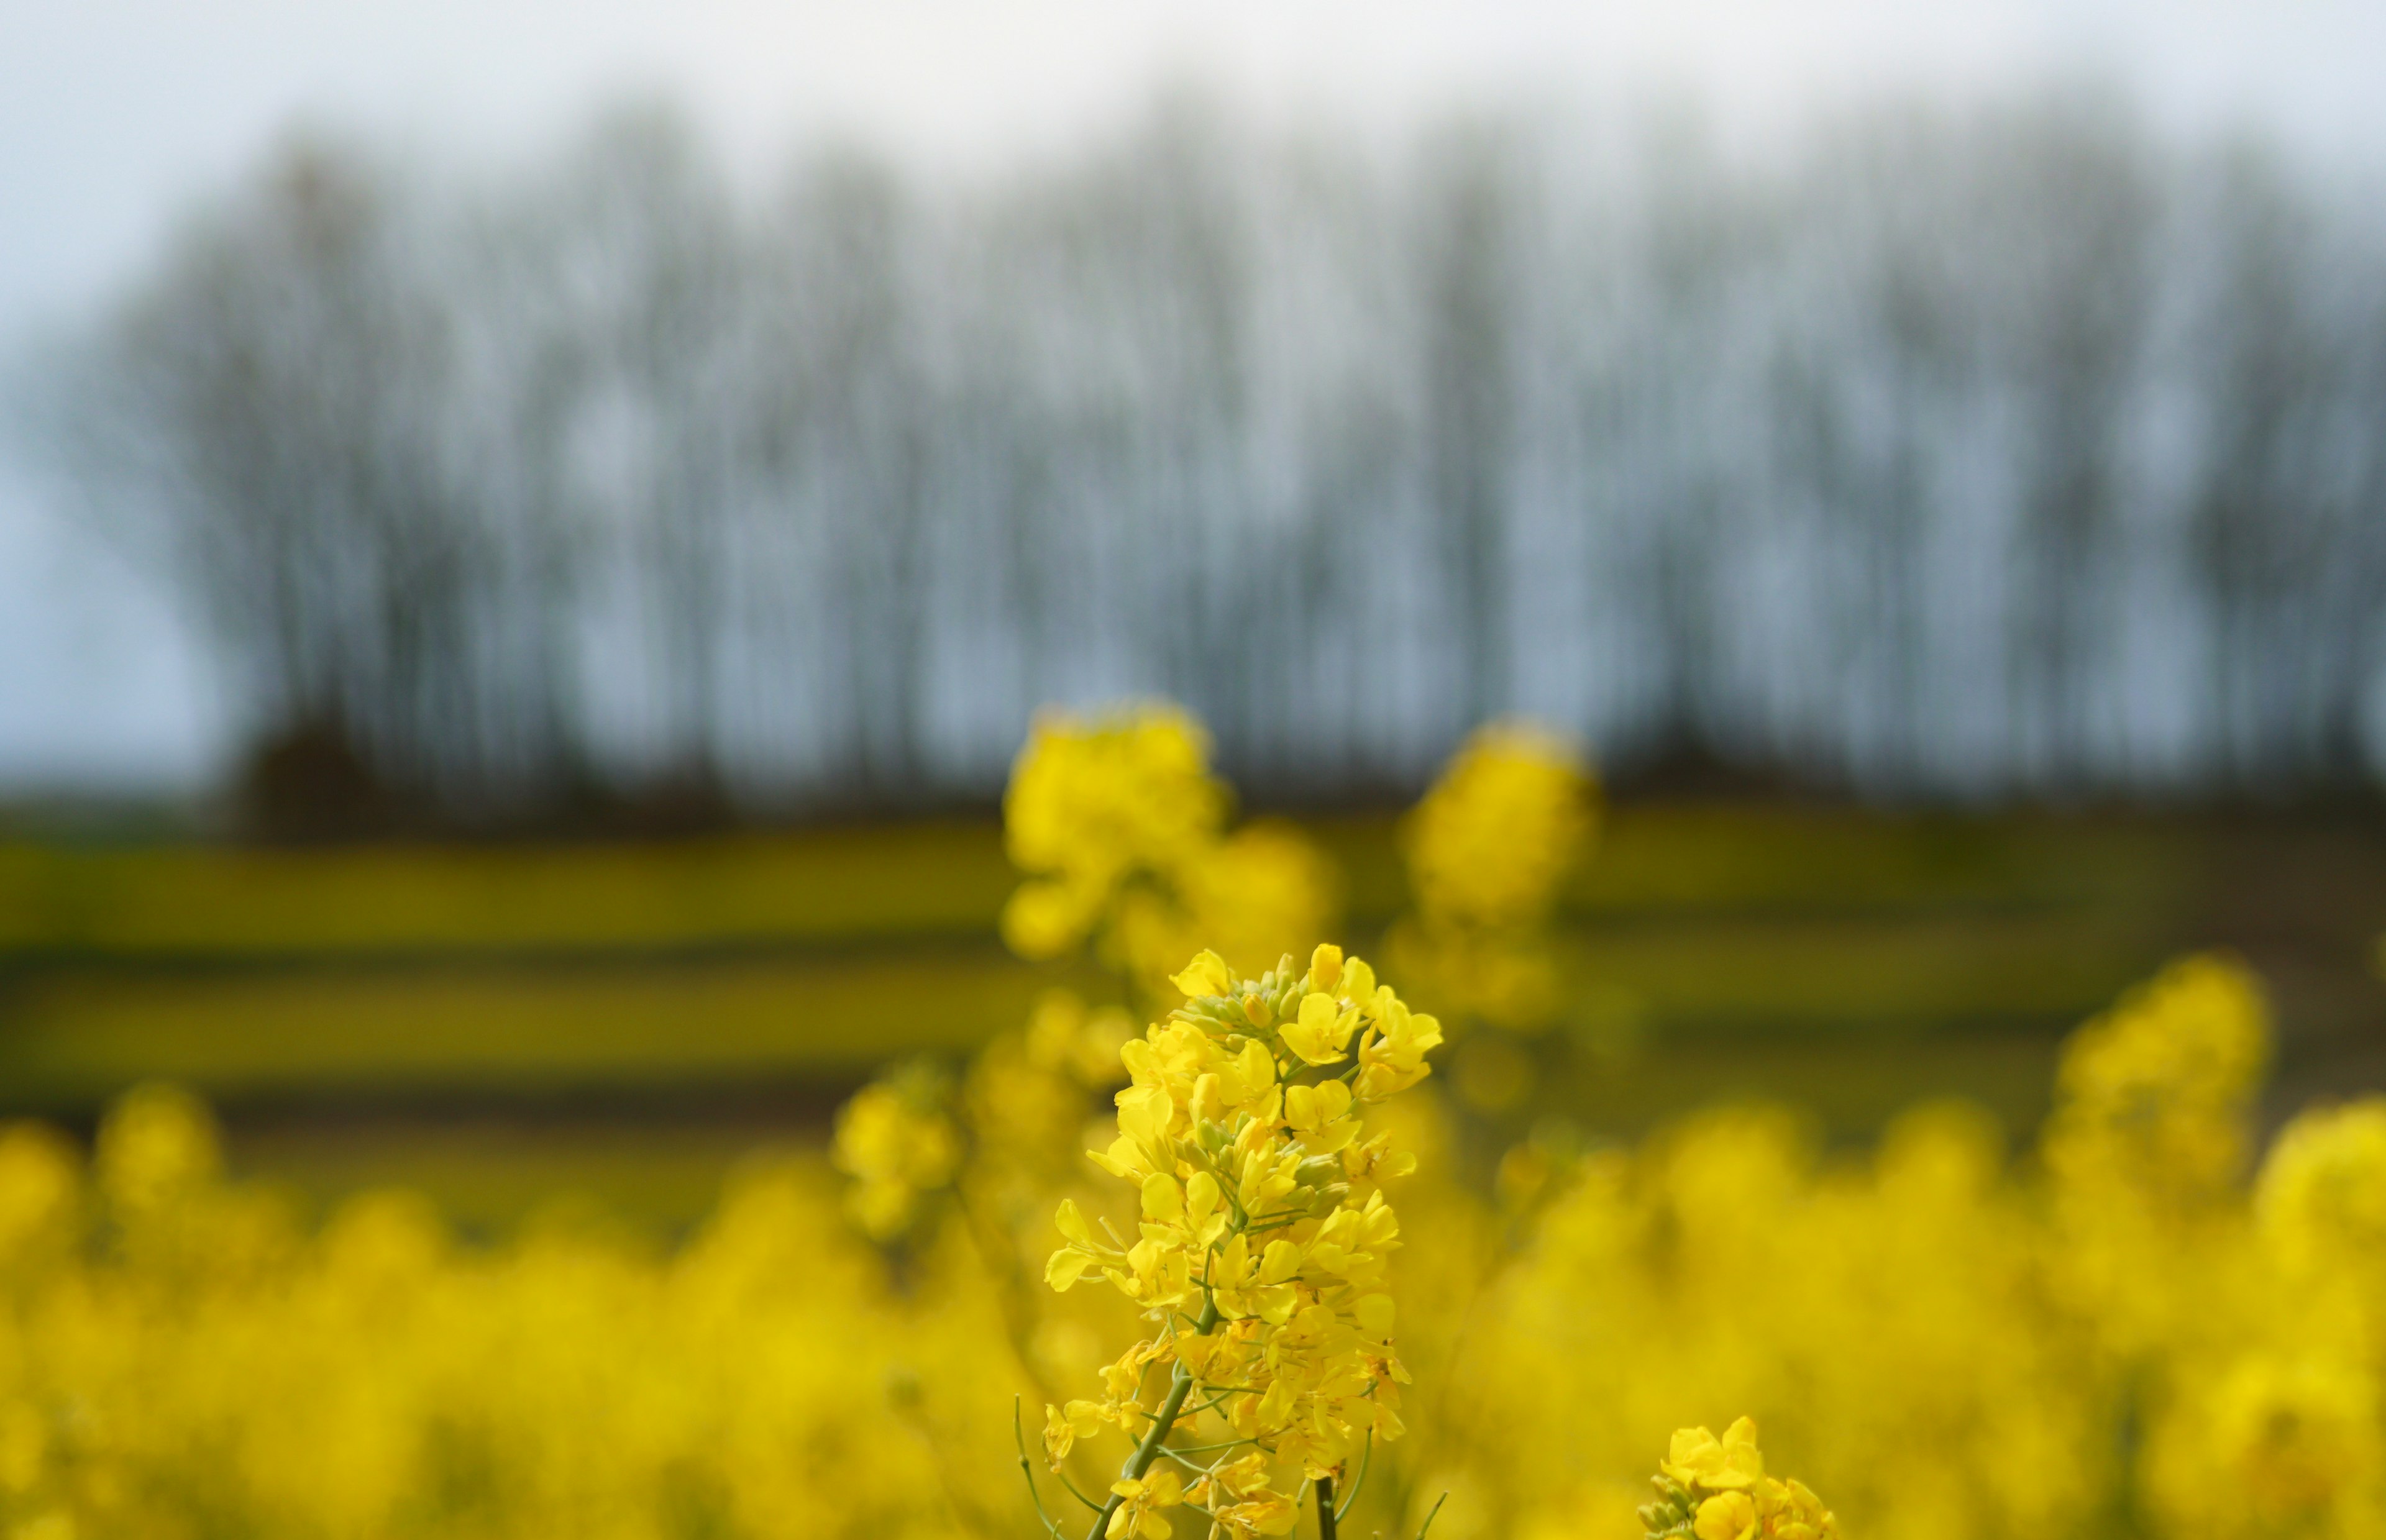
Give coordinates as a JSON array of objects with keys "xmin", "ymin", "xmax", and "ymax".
[
  {"xmin": 1190, "ymin": 1450, "xmax": 1301, "ymax": 1539},
  {"xmin": 1696, "ymin": 1491, "xmax": 1758, "ymax": 1540},
  {"xmin": 1043, "ymin": 944, "xmax": 1438, "ymax": 1538},
  {"xmin": 1666, "ymin": 1418, "xmax": 1765, "ymax": 1490},
  {"xmin": 2042, "ymin": 951, "xmax": 2272, "ymax": 1360},
  {"xmin": 2, "ymin": 943, "xmax": 2383, "ymax": 1540},
  {"xmin": 1002, "ymin": 703, "xmax": 1227, "ymax": 960},
  {"xmin": 2256, "ymin": 1097, "xmax": 2386, "ymax": 1283},
  {"xmin": 1392, "ymin": 719, "xmax": 1597, "ymax": 1035},
  {"xmin": 1006, "ymin": 704, "xmax": 1224, "ymax": 895},
  {"xmin": 1402, "ymin": 720, "xmax": 1597, "ymax": 934},
  {"xmin": 1108, "ymin": 1469, "xmax": 1184, "ymax": 1539},
  {"xmin": 2044, "ymin": 951, "xmax": 2267, "ymax": 1204},
  {"xmin": 830, "ymin": 1064, "xmax": 960, "ymax": 1242},
  {"xmin": 1643, "ymin": 1419, "xmax": 1837, "ymax": 1540},
  {"xmin": 998, "ymin": 704, "xmax": 1339, "ymax": 997}
]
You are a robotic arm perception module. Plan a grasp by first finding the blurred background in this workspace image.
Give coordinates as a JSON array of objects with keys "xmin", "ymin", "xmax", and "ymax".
[{"xmin": 4, "ymin": 0, "xmax": 2385, "ymax": 1231}]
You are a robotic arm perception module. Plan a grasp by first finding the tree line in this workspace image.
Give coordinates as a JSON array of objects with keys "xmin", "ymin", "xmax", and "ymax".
[{"xmin": 52, "ymin": 91, "xmax": 2386, "ymax": 820}]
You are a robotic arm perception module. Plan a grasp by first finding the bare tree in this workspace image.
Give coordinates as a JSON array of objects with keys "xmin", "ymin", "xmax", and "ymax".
[{"xmin": 45, "ymin": 91, "xmax": 2386, "ymax": 820}]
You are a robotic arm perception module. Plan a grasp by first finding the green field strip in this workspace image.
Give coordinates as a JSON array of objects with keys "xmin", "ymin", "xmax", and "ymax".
[
  {"xmin": 1538, "ymin": 1032, "xmax": 2065, "ymax": 1144},
  {"xmin": 1561, "ymin": 910, "xmax": 2169, "ymax": 1031},
  {"xmin": 0, "ymin": 911, "xmax": 2155, "ymax": 1112},
  {"xmin": 0, "ymin": 947, "xmax": 1092, "ymax": 1107},
  {"xmin": 0, "ymin": 806, "xmax": 2206, "ymax": 963},
  {"xmin": 0, "ymin": 821, "xmax": 1017, "ymax": 957},
  {"xmin": 1568, "ymin": 808, "xmax": 2194, "ymax": 914}
]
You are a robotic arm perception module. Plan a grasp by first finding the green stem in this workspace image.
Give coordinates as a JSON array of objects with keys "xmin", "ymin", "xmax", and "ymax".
[
  {"xmin": 1014, "ymin": 1397, "xmax": 1067, "ymax": 1540},
  {"xmin": 1315, "ymin": 1476, "xmax": 1338, "ymax": 1540},
  {"xmin": 1335, "ymin": 1433, "xmax": 1373, "ymax": 1523},
  {"xmin": 1084, "ymin": 1297, "xmax": 1220, "ymax": 1540}
]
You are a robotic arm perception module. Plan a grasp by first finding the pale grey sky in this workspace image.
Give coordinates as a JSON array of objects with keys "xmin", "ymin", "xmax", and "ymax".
[{"xmin": 2, "ymin": 0, "xmax": 2380, "ymax": 793}]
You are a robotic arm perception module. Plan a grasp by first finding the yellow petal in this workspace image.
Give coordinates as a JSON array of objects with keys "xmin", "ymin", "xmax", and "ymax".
[
  {"xmin": 1280, "ymin": 1021, "xmax": 1345, "ymax": 1067},
  {"xmin": 1171, "ymin": 950, "xmax": 1235, "ymax": 1000},
  {"xmin": 1141, "ymin": 1173, "xmax": 1184, "ymax": 1223},
  {"xmin": 1046, "ymin": 1249, "xmax": 1094, "ymax": 1291},
  {"xmin": 1695, "ymin": 1492, "xmax": 1757, "ymax": 1540}
]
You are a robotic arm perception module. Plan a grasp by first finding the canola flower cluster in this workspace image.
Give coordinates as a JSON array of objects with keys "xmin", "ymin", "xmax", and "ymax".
[
  {"xmin": 1432, "ymin": 951, "xmax": 2386, "ymax": 1540},
  {"xmin": 1386, "ymin": 722, "xmax": 1596, "ymax": 1109},
  {"xmin": 1000, "ymin": 704, "xmax": 1338, "ymax": 1001},
  {"xmin": 1038, "ymin": 943, "xmax": 1441, "ymax": 1540},
  {"xmin": 831, "ymin": 706, "xmax": 1341, "ymax": 1271},
  {"xmin": 1639, "ymin": 1419, "xmax": 1837, "ymax": 1540},
  {"xmin": 0, "ymin": 1084, "xmax": 1018, "ymax": 1540},
  {"xmin": 1401, "ymin": 721, "xmax": 1597, "ymax": 938},
  {"xmin": 832, "ymin": 1059, "xmax": 966, "ymax": 1242},
  {"xmin": 0, "ymin": 701, "xmax": 2382, "ymax": 1540}
]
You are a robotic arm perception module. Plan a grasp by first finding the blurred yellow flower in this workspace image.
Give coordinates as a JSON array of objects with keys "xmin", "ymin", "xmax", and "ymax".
[
  {"xmin": 1403, "ymin": 721, "xmax": 1597, "ymax": 934},
  {"xmin": 1391, "ymin": 719, "xmax": 1598, "ymax": 1035},
  {"xmin": 1666, "ymin": 1418, "xmax": 1765, "ymax": 1490},
  {"xmin": 829, "ymin": 1063, "xmax": 959, "ymax": 1242}
]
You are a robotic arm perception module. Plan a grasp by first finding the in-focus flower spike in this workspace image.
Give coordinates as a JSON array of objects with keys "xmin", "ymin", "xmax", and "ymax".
[{"xmin": 1043, "ymin": 943, "xmax": 1438, "ymax": 1540}]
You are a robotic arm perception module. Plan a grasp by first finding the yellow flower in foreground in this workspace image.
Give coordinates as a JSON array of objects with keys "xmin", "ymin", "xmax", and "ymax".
[
  {"xmin": 1695, "ymin": 1491, "xmax": 1757, "ymax": 1540},
  {"xmin": 1044, "ymin": 1400, "xmax": 1105, "ymax": 1467},
  {"xmin": 1045, "ymin": 943, "xmax": 1436, "ymax": 1539},
  {"xmin": 1643, "ymin": 1419, "xmax": 1835, "ymax": 1540},
  {"xmin": 1107, "ymin": 1469, "xmax": 1183, "ymax": 1540},
  {"xmin": 1665, "ymin": 1418, "xmax": 1764, "ymax": 1490},
  {"xmin": 1756, "ymin": 1478, "xmax": 1836, "ymax": 1540}
]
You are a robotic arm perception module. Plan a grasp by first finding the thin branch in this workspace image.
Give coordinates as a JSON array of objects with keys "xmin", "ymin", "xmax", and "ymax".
[
  {"xmin": 1082, "ymin": 1296, "xmax": 1222, "ymax": 1540},
  {"xmin": 1052, "ymin": 1468, "xmax": 1106, "ymax": 1513},
  {"xmin": 1013, "ymin": 1396, "xmax": 1068, "ymax": 1540},
  {"xmin": 1335, "ymin": 1432, "xmax": 1374, "ymax": 1523}
]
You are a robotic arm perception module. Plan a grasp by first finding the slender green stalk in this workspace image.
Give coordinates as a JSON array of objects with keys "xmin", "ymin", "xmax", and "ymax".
[
  {"xmin": 1014, "ymin": 1398, "xmax": 1068, "ymax": 1540},
  {"xmin": 1335, "ymin": 1433, "xmax": 1373, "ymax": 1523},
  {"xmin": 1053, "ymin": 1468, "xmax": 1107, "ymax": 1513},
  {"xmin": 1315, "ymin": 1475, "xmax": 1338, "ymax": 1540},
  {"xmin": 1084, "ymin": 1298, "xmax": 1221, "ymax": 1540}
]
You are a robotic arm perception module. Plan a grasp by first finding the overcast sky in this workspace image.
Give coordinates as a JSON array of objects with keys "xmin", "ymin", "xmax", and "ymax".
[{"xmin": 4, "ymin": 0, "xmax": 2382, "ymax": 794}]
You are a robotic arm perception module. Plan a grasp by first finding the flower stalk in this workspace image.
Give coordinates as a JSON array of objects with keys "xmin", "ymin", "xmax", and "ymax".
[{"xmin": 1040, "ymin": 944, "xmax": 1441, "ymax": 1540}]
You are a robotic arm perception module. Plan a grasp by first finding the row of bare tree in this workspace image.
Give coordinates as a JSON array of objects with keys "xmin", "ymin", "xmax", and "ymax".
[{"xmin": 51, "ymin": 92, "xmax": 2386, "ymax": 817}]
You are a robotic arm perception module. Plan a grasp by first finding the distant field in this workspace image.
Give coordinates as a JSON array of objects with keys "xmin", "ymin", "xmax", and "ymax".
[
  {"xmin": 3, "ymin": 803, "xmax": 2380, "ymax": 1226},
  {"xmin": 0, "ymin": 821, "xmax": 1018, "ymax": 956}
]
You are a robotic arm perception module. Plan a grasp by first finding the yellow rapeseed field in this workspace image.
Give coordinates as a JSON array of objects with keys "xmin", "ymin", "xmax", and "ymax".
[{"xmin": 0, "ymin": 704, "xmax": 2377, "ymax": 1540}]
